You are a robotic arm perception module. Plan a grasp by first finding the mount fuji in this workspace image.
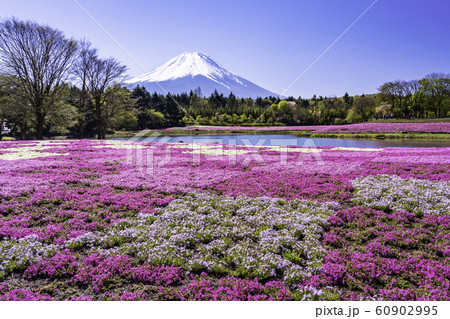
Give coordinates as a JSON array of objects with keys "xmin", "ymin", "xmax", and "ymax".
[{"xmin": 126, "ymin": 52, "xmax": 279, "ymax": 98}]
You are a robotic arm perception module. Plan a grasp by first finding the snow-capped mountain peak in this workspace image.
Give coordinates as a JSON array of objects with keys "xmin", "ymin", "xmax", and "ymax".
[
  {"xmin": 127, "ymin": 52, "xmax": 279, "ymax": 98},
  {"xmin": 128, "ymin": 52, "xmax": 241, "ymax": 86}
]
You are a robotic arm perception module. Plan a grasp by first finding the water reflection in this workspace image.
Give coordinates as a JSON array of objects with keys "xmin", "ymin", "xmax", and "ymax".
[{"xmin": 112, "ymin": 134, "xmax": 450, "ymax": 148}]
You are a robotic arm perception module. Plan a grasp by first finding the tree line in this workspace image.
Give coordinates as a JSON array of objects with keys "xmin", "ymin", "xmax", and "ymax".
[
  {"xmin": 0, "ymin": 18, "xmax": 449, "ymax": 139},
  {"xmin": 378, "ymin": 75, "xmax": 449, "ymax": 119},
  {"xmin": 177, "ymin": 72, "xmax": 449, "ymax": 126}
]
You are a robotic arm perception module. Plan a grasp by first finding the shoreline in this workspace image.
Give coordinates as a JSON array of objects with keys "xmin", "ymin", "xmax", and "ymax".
[{"xmin": 110, "ymin": 129, "xmax": 450, "ymax": 141}]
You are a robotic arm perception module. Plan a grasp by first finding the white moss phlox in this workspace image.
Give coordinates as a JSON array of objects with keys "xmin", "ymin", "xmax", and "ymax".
[
  {"xmin": 0, "ymin": 142, "xmax": 69, "ymax": 161},
  {"xmin": 92, "ymin": 140, "xmax": 150, "ymax": 149}
]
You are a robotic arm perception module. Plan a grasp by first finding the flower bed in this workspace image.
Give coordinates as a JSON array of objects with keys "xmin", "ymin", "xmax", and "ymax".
[
  {"xmin": 301, "ymin": 207, "xmax": 450, "ymax": 300},
  {"xmin": 0, "ymin": 139, "xmax": 448, "ymax": 300}
]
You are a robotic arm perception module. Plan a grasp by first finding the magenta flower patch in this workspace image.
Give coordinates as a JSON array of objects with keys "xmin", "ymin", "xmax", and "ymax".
[{"xmin": 0, "ymin": 139, "xmax": 448, "ymax": 300}]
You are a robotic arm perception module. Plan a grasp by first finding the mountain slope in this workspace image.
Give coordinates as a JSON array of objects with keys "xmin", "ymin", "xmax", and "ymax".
[{"xmin": 126, "ymin": 52, "xmax": 279, "ymax": 98}]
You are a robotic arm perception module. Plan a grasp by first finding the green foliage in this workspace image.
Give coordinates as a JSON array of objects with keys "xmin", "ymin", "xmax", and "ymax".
[
  {"xmin": 0, "ymin": 75, "xmax": 33, "ymax": 138},
  {"xmin": 145, "ymin": 109, "xmax": 166, "ymax": 128},
  {"xmin": 345, "ymin": 96, "xmax": 375, "ymax": 123},
  {"xmin": 46, "ymin": 85, "xmax": 79, "ymax": 134}
]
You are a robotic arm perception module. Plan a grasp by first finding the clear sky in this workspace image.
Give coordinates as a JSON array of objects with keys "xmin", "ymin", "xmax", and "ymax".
[{"xmin": 1, "ymin": 0, "xmax": 449, "ymax": 98}]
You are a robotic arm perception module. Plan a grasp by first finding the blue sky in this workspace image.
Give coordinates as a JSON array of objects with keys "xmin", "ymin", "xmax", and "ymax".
[{"xmin": 1, "ymin": 0, "xmax": 449, "ymax": 98}]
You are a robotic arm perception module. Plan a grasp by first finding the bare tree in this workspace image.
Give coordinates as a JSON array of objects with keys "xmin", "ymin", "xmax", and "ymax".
[
  {"xmin": 351, "ymin": 95, "xmax": 375, "ymax": 122},
  {"xmin": 378, "ymin": 80, "xmax": 407, "ymax": 115},
  {"xmin": 85, "ymin": 55, "xmax": 127, "ymax": 139},
  {"xmin": 72, "ymin": 40, "xmax": 96, "ymax": 138},
  {"xmin": 0, "ymin": 18, "xmax": 77, "ymax": 139}
]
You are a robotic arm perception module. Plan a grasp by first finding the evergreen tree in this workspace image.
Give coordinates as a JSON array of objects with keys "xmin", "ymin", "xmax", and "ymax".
[
  {"xmin": 164, "ymin": 95, "xmax": 182, "ymax": 126},
  {"xmin": 131, "ymin": 86, "xmax": 151, "ymax": 129}
]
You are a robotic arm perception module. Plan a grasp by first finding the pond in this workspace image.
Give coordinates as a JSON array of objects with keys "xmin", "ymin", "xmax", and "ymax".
[{"xmin": 113, "ymin": 134, "xmax": 450, "ymax": 148}]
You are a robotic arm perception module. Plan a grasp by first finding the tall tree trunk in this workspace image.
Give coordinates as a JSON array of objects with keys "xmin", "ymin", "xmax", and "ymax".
[
  {"xmin": 95, "ymin": 99, "xmax": 104, "ymax": 140},
  {"xmin": 36, "ymin": 114, "xmax": 44, "ymax": 140},
  {"xmin": 34, "ymin": 98, "xmax": 45, "ymax": 140},
  {"xmin": 98, "ymin": 123, "xmax": 105, "ymax": 140},
  {"xmin": 19, "ymin": 123, "xmax": 26, "ymax": 139},
  {"xmin": 78, "ymin": 125, "xmax": 84, "ymax": 139},
  {"xmin": 97, "ymin": 124, "xmax": 102, "ymax": 140}
]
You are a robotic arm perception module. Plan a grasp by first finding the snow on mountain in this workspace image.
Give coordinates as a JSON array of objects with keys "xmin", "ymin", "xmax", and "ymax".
[{"xmin": 126, "ymin": 52, "xmax": 279, "ymax": 98}]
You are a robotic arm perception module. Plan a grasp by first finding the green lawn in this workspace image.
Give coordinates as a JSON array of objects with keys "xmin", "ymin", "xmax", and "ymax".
[{"xmin": 371, "ymin": 118, "xmax": 450, "ymax": 123}]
